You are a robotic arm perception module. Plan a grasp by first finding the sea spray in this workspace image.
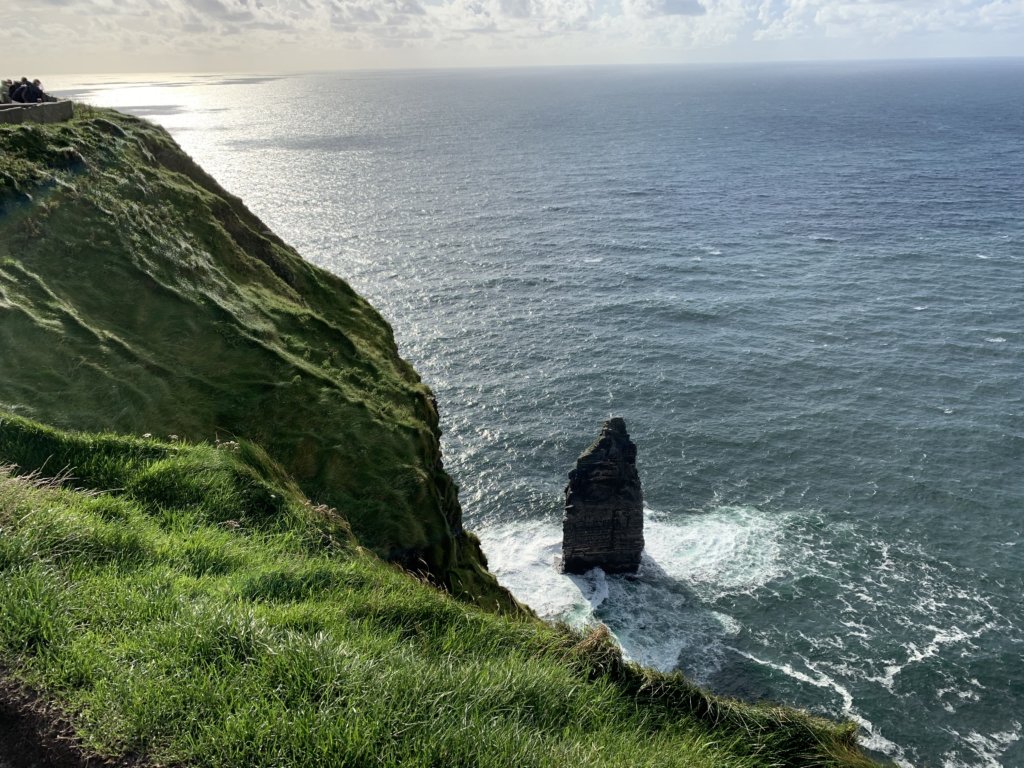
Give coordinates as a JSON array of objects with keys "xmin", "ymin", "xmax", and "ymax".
[{"xmin": 481, "ymin": 504, "xmax": 791, "ymax": 675}]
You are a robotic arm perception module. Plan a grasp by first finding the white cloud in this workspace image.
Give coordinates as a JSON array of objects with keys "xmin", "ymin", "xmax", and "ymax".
[
  {"xmin": 1, "ymin": 0, "xmax": 1021, "ymax": 71},
  {"xmin": 749, "ymin": 0, "xmax": 1024, "ymax": 42},
  {"xmin": 623, "ymin": 0, "xmax": 705, "ymax": 17}
]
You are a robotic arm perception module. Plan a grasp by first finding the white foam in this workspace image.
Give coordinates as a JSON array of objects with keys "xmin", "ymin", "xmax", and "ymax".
[
  {"xmin": 480, "ymin": 518, "xmax": 590, "ymax": 623},
  {"xmin": 712, "ymin": 610, "xmax": 742, "ymax": 636},
  {"xmin": 478, "ymin": 504, "xmax": 791, "ymax": 676},
  {"xmin": 985, "ymin": 337, "xmax": 1006, "ymax": 343},
  {"xmin": 482, "ymin": 506, "xmax": 789, "ymax": 617},
  {"xmin": 570, "ymin": 567, "xmax": 609, "ymax": 610},
  {"xmin": 839, "ymin": 619, "xmax": 872, "ymax": 640},
  {"xmin": 733, "ymin": 649, "xmax": 914, "ymax": 768},
  {"xmin": 942, "ymin": 721, "xmax": 1022, "ymax": 768},
  {"xmin": 643, "ymin": 505, "xmax": 789, "ymax": 600}
]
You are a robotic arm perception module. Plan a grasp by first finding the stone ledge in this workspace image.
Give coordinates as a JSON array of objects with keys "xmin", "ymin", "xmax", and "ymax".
[{"xmin": 0, "ymin": 101, "xmax": 74, "ymax": 125}]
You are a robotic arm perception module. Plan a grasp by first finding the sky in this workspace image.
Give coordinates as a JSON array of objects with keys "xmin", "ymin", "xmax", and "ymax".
[{"xmin": 2, "ymin": 0, "xmax": 1022, "ymax": 74}]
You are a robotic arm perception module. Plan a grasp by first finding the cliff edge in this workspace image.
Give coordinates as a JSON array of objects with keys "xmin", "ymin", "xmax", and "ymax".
[
  {"xmin": 0, "ymin": 107, "xmax": 513, "ymax": 610},
  {"xmin": 0, "ymin": 108, "xmax": 878, "ymax": 768}
]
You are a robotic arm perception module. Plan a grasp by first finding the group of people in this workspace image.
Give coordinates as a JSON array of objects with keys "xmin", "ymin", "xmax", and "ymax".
[{"xmin": 1, "ymin": 77, "xmax": 52, "ymax": 104}]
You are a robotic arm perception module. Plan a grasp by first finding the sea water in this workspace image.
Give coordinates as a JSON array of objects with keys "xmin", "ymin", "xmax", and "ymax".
[{"xmin": 55, "ymin": 59, "xmax": 1024, "ymax": 767}]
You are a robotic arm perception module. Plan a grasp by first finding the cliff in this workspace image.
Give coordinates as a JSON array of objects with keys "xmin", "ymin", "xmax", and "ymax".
[
  {"xmin": 0, "ymin": 109, "xmax": 877, "ymax": 768},
  {"xmin": 0, "ymin": 107, "xmax": 511, "ymax": 610}
]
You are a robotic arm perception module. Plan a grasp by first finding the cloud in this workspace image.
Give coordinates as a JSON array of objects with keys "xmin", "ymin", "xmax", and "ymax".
[
  {"xmin": 498, "ymin": 0, "xmax": 530, "ymax": 17},
  {"xmin": 1, "ymin": 0, "xmax": 1021, "ymax": 70},
  {"xmin": 748, "ymin": 0, "xmax": 1024, "ymax": 42},
  {"xmin": 622, "ymin": 0, "xmax": 704, "ymax": 17}
]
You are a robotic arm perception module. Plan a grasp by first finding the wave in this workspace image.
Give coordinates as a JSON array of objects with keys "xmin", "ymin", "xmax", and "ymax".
[
  {"xmin": 479, "ymin": 503, "xmax": 1024, "ymax": 767},
  {"xmin": 479, "ymin": 504, "xmax": 791, "ymax": 674},
  {"xmin": 730, "ymin": 648, "xmax": 914, "ymax": 768}
]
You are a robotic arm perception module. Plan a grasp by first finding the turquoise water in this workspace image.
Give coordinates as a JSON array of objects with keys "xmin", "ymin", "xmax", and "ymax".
[{"xmin": 59, "ymin": 60, "xmax": 1024, "ymax": 767}]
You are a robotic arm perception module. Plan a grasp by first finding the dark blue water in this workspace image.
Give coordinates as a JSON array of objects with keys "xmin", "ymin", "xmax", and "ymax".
[{"xmin": 62, "ymin": 59, "xmax": 1024, "ymax": 767}]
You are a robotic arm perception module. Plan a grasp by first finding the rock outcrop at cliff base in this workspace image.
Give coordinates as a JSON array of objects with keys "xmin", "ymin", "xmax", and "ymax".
[{"xmin": 562, "ymin": 417, "xmax": 645, "ymax": 574}]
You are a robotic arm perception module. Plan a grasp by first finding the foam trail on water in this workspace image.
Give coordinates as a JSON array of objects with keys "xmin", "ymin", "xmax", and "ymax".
[
  {"xmin": 867, "ymin": 623, "xmax": 995, "ymax": 693},
  {"xmin": 944, "ymin": 723, "xmax": 1023, "ymax": 768},
  {"xmin": 730, "ymin": 648, "xmax": 915, "ymax": 768}
]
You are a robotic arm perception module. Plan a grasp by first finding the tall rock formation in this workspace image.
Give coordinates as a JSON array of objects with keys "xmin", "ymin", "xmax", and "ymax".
[{"xmin": 561, "ymin": 418, "xmax": 644, "ymax": 574}]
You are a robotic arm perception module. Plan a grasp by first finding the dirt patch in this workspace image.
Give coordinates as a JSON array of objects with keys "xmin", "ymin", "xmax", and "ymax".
[{"xmin": 0, "ymin": 673, "xmax": 136, "ymax": 768}]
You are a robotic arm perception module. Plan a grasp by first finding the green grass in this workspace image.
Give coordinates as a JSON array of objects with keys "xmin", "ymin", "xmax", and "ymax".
[
  {"xmin": 1, "ymin": 107, "xmax": 879, "ymax": 767},
  {"xmin": 0, "ymin": 107, "xmax": 508, "ymax": 608},
  {"xmin": 0, "ymin": 414, "xmax": 876, "ymax": 767}
]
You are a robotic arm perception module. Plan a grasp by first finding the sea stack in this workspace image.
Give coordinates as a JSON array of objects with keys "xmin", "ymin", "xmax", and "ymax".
[{"xmin": 561, "ymin": 417, "xmax": 644, "ymax": 574}]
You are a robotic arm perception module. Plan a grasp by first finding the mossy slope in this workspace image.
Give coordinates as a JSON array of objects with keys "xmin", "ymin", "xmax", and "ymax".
[
  {"xmin": 0, "ymin": 414, "xmax": 876, "ymax": 768},
  {"xmin": 0, "ymin": 108, "xmax": 507, "ymax": 608}
]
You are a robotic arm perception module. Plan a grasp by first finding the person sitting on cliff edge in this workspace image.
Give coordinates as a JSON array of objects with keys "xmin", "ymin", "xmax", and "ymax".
[
  {"xmin": 9, "ymin": 78, "xmax": 27, "ymax": 102},
  {"xmin": 20, "ymin": 79, "xmax": 46, "ymax": 104}
]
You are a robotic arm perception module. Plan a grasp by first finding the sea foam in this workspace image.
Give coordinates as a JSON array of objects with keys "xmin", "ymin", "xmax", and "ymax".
[{"xmin": 480, "ymin": 504, "xmax": 790, "ymax": 674}]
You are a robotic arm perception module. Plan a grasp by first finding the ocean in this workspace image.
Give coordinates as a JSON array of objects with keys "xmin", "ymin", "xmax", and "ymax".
[{"xmin": 53, "ymin": 59, "xmax": 1024, "ymax": 767}]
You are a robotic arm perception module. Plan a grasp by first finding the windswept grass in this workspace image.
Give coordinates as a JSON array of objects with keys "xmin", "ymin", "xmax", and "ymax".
[
  {"xmin": 2, "ymin": 106, "xmax": 878, "ymax": 767},
  {"xmin": 0, "ymin": 107, "xmax": 507, "ymax": 608},
  {"xmin": 0, "ymin": 414, "xmax": 877, "ymax": 767}
]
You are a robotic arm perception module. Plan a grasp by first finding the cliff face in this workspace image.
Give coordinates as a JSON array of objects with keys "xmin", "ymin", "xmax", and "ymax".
[{"xmin": 0, "ymin": 108, "xmax": 515, "ymax": 611}]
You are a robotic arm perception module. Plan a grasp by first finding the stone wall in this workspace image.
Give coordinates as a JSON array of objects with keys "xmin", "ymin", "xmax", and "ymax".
[{"xmin": 0, "ymin": 101, "xmax": 74, "ymax": 125}]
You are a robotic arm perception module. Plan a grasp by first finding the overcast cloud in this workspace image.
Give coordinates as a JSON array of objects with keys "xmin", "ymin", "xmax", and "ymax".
[{"xmin": 1, "ymin": 0, "xmax": 1021, "ymax": 72}]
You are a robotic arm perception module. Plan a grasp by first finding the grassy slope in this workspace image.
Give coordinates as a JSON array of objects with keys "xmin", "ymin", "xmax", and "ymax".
[
  {"xmin": 0, "ymin": 414, "xmax": 875, "ymax": 768},
  {"xmin": 0, "ymin": 109, "xmax": 879, "ymax": 767},
  {"xmin": 0, "ymin": 108, "xmax": 506, "ymax": 609}
]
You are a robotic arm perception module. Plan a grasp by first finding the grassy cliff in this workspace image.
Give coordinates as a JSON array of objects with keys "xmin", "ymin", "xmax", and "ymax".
[
  {"xmin": 0, "ymin": 414, "xmax": 874, "ymax": 767},
  {"xmin": 0, "ymin": 107, "xmax": 506, "ymax": 609},
  {"xmin": 0, "ymin": 109, "xmax": 879, "ymax": 767}
]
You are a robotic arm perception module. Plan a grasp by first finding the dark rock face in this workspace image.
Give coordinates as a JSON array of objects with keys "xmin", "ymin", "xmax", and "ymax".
[{"xmin": 562, "ymin": 418, "xmax": 644, "ymax": 574}]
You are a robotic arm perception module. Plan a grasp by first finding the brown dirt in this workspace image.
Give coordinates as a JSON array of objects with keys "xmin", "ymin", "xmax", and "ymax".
[{"xmin": 0, "ymin": 673, "xmax": 137, "ymax": 768}]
